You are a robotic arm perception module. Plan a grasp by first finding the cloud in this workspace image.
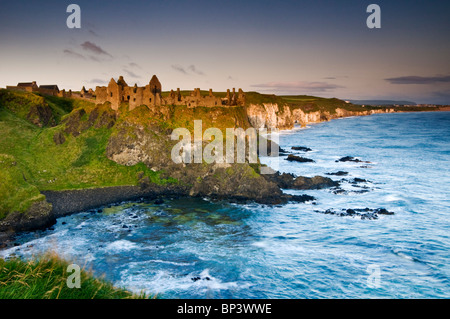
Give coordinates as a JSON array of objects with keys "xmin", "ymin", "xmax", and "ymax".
[
  {"xmin": 89, "ymin": 78, "xmax": 107, "ymax": 85},
  {"xmin": 122, "ymin": 69, "xmax": 141, "ymax": 79},
  {"xmin": 172, "ymin": 64, "xmax": 187, "ymax": 74},
  {"xmin": 251, "ymin": 81, "xmax": 344, "ymax": 93},
  {"xmin": 188, "ymin": 65, "xmax": 205, "ymax": 75},
  {"xmin": 88, "ymin": 29, "xmax": 99, "ymax": 37},
  {"xmin": 385, "ymin": 75, "xmax": 450, "ymax": 84},
  {"xmin": 63, "ymin": 49, "xmax": 86, "ymax": 60},
  {"xmin": 323, "ymin": 75, "xmax": 348, "ymax": 80},
  {"xmin": 172, "ymin": 64, "xmax": 205, "ymax": 75},
  {"xmin": 88, "ymin": 55, "xmax": 101, "ymax": 62},
  {"xmin": 81, "ymin": 41, "xmax": 113, "ymax": 57},
  {"xmin": 128, "ymin": 62, "xmax": 142, "ymax": 69}
]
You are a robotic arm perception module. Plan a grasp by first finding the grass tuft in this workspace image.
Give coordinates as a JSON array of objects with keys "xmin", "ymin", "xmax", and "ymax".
[{"xmin": 0, "ymin": 253, "xmax": 149, "ymax": 299}]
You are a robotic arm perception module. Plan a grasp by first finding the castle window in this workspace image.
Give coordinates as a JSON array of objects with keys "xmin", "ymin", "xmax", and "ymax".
[
  {"xmin": 110, "ymin": 92, "xmax": 113, "ymax": 97},
  {"xmin": 133, "ymin": 98, "xmax": 136, "ymax": 102},
  {"xmin": 127, "ymin": 95, "xmax": 130, "ymax": 100},
  {"xmin": 149, "ymin": 98, "xmax": 152, "ymax": 102}
]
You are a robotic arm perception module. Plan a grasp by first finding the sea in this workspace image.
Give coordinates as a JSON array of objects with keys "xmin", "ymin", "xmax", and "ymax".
[{"xmin": 1, "ymin": 111, "xmax": 449, "ymax": 298}]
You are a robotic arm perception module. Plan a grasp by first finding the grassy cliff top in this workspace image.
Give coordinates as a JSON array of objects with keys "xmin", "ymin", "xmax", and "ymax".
[
  {"xmin": 0, "ymin": 90, "xmax": 168, "ymax": 217},
  {"xmin": 0, "ymin": 254, "xmax": 147, "ymax": 299}
]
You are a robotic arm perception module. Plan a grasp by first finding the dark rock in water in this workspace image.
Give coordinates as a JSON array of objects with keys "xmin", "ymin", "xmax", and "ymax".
[
  {"xmin": 374, "ymin": 208, "xmax": 395, "ymax": 215},
  {"xmin": 353, "ymin": 189, "xmax": 370, "ymax": 194},
  {"xmin": 286, "ymin": 154, "xmax": 315, "ymax": 163},
  {"xmin": 191, "ymin": 277, "xmax": 201, "ymax": 282},
  {"xmin": 263, "ymin": 172, "xmax": 338, "ymax": 190},
  {"xmin": 314, "ymin": 207, "xmax": 394, "ymax": 219},
  {"xmin": 154, "ymin": 198, "xmax": 164, "ymax": 205},
  {"xmin": 332, "ymin": 188, "xmax": 346, "ymax": 194},
  {"xmin": 352, "ymin": 178, "xmax": 370, "ymax": 183},
  {"xmin": 278, "ymin": 147, "xmax": 289, "ymax": 155},
  {"xmin": 326, "ymin": 171, "xmax": 349, "ymax": 176},
  {"xmin": 336, "ymin": 156, "xmax": 371, "ymax": 163},
  {"xmin": 289, "ymin": 194, "xmax": 316, "ymax": 203},
  {"xmin": 61, "ymin": 221, "xmax": 67, "ymax": 225},
  {"xmin": 336, "ymin": 156, "xmax": 361, "ymax": 162},
  {"xmin": 263, "ymin": 172, "xmax": 296, "ymax": 189},
  {"xmin": 204, "ymin": 277, "xmax": 211, "ymax": 281},
  {"xmin": 291, "ymin": 146, "xmax": 312, "ymax": 152},
  {"xmin": 292, "ymin": 176, "xmax": 338, "ymax": 189},
  {"xmin": 122, "ymin": 225, "xmax": 129, "ymax": 229}
]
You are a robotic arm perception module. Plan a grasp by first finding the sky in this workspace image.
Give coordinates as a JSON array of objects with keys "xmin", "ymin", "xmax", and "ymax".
[{"xmin": 0, "ymin": 0, "xmax": 449, "ymax": 104}]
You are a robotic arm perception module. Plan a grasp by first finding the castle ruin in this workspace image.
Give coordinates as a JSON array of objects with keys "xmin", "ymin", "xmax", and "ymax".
[
  {"xmin": 6, "ymin": 81, "xmax": 72, "ymax": 98},
  {"xmin": 6, "ymin": 75, "xmax": 246, "ymax": 111},
  {"xmin": 94, "ymin": 75, "xmax": 245, "ymax": 110}
]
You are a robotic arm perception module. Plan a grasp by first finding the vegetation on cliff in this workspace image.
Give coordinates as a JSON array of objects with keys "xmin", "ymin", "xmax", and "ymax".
[
  {"xmin": 0, "ymin": 254, "xmax": 146, "ymax": 299},
  {"xmin": 0, "ymin": 89, "xmax": 172, "ymax": 231},
  {"xmin": 0, "ymin": 89, "xmax": 271, "ymax": 231}
]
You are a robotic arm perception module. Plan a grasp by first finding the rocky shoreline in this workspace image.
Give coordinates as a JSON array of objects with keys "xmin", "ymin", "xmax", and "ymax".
[
  {"xmin": 3, "ymin": 104, "xmax": 431, "ymax": 245},
  {"xmin": 41, "ymin": 184, "xmax": 184, "ymax": 220},
  {"xmin": 0, "ymin": 174, "xmax": 322, "ymax": 245}
]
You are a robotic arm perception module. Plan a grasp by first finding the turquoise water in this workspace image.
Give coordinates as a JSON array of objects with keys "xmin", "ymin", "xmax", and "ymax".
[{"xmin": 2, "ymin": 112, "xmax": 450, "ymax": 298}]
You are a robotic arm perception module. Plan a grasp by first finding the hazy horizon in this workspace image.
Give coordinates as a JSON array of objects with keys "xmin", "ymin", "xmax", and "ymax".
[{"xmin": 1, "ymin": 0, "xmax": 449, "ymax": 104}]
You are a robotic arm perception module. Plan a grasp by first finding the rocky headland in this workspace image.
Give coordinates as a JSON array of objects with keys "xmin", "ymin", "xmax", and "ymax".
[{"xmin": 0, "ymin": 89, "xmax": 446, "ymax": 239}]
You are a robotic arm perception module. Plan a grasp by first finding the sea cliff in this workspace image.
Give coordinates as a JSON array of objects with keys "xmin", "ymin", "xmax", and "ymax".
[{"xmin": 0, "ymin": 89, "xmax": 447, "ymax": 237}]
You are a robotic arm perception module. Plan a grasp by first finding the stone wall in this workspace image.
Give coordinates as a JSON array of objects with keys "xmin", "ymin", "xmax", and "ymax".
[{"xmin": 92, "ymin": 75, "xmax": 246, "ymax": 111}]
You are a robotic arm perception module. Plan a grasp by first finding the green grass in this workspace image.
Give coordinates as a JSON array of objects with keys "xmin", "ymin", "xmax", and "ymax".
[
  {"xmin": 0, "ymin": 154, "xmax": 45, "ymax": 218},
  {"xmin": 0, "ymin": 90, "xmax": 176, "ymax": 220},
  {"xmin": 0, "ymin": 89, "xmax": 48, "ymax": 121},
  {"xmin": 0, "ymin": 254, "xmax": 148, "ymax": 299},
  {"xmin": 0, "ymin": 106, "xmax": 165, "ymax": 193}
]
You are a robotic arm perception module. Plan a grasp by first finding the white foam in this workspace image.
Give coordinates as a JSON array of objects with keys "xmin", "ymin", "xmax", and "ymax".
[
  {"xmin": 75, "ymin": 221, "xmax": 87, "ymax": 229},
  {"xmin": 251, "ymin": 241, "xmax": 270, "ymax": 249},
  {"xmin": 150, "ymin": 259, "xmax": 196, "ymax": 266},
  {"xmin": 105, "ymin": 240, "xmax": 139, "ymax": 252},
  {"xmin": 384, "ymin": 194, "xmax": 402, "ymax": 202},
  {"xmin": 116, "ymin": 267, "xmax": 250, "ymax": 297}
]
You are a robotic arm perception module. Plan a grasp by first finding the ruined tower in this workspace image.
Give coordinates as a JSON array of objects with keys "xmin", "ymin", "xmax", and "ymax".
[{"xmin": 92, "ymin": 74, "xmax": 244, "ymax": 111}]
